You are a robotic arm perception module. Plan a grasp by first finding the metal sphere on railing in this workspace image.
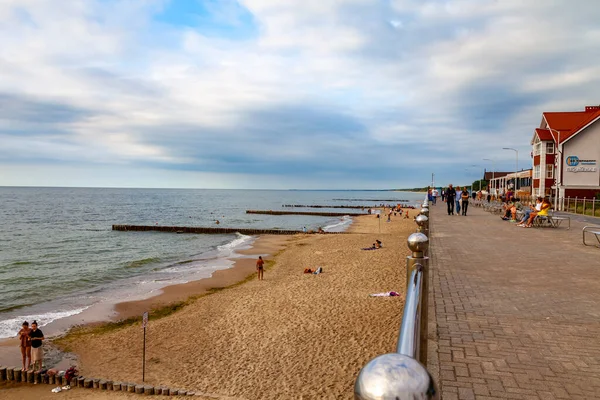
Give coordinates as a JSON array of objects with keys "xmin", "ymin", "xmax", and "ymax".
[
  {"xmin": 415, "ymin": 214, "xmax": 429, "ymax": 228},
  {"xmin": 354, "ymin": 353, "xmax": 439, "ymax": 400},
  {"xmin": 407, "ymin": 232, "xmax": 429, "ymax": 253},
  {"xmin": 419, "ymin": 208, "xmax": 429, "ymax": 217}
]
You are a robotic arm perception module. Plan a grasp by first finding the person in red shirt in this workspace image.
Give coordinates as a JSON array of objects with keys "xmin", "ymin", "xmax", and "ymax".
[
  {"xmin": 256, "ymin": 256, "xmax": 265, "ymax": 281},
  {"xmin": 18, "ymin": 321, "xmax": 32, "ymax": 371}
]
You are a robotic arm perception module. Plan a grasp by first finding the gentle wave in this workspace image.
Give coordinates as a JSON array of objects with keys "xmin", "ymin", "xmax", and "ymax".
[
  {"xmin": 125, "ymin": 257, "xmax": 161, "ymax": 268},
  {"xmin": 217, "ymin": 233, "xmax": 253, "ymax": 256},
  {"xmin": 323, "ymin": 216, "xmax": 353, "ymax": 232},
  {"xmin": 0, "ymin": 306, "xmax": 89, "ymax": 339},
  {"xmin": 10, "ymin": 261, "xmax": 33, "ymax": 266}
]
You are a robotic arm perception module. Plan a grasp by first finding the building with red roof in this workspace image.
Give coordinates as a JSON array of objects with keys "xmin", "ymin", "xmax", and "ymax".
[{"xmin": 530, "ymin": 105, "xmax": 600, "ymax": 200}]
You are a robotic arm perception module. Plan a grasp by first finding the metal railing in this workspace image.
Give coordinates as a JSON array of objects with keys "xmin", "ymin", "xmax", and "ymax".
[
  {"xmin": 478, "ymin": 195, "xmax": 600, "ymax": 217},
  {"xmin": 354, "ymin": 196, "xmax": 438, "ymax": 399}
]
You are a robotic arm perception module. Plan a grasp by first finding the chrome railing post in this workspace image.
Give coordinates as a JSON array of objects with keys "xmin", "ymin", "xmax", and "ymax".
[
  {"xmin": 416, "ymin": 214, "xmax": 429, "ymax": 237},
  {"xmin": 406, "ymin": 233, "xmax": 430, "ymax": 365},
  {"xmin": 354, "ymin": 220, "xmax": 437, "ymax": 399}
]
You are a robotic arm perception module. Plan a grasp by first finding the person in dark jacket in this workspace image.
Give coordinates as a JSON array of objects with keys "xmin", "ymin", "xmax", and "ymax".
[{"xmin": 446, "ymin": 184, "xmax": 456, "ymax": 215}]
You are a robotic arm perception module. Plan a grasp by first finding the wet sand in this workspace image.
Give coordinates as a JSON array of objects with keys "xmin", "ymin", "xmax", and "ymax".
[
  {"xmin": 113, "ymin": 235, "xmax": 291, "ymax": 319},
  {"xmin": 2, "ymin": 209, "xmax": 418, "ymax": 399}
]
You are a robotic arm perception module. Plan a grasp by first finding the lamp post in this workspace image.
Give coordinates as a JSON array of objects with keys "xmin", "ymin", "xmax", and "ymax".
[
  {"xmin": 483, "ymin": 158, "xmax": 495, "ymax": 195},
  {"xmin": 502, "ymin": 148, "xmax": 519, "ymax": 196},
  {"xmin": 548, "ymin": 128, "xmax": 562, "ymax": 211},
  {"xmin": 471, "ymin": 164, "xmax": 484, "ymax": 192}
]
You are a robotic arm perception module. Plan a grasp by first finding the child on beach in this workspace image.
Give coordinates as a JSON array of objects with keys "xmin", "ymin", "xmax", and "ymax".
[
  {"xmin": 256, "ymin": 256, "xmax": 265, "ymax": 281},
  {"xmin": 18, "ymin": 321, "xmax": 32, "ymax": 371},
  {"xmin": 29, "ymin": 320, "xmax": 44, "ymax": 372}
]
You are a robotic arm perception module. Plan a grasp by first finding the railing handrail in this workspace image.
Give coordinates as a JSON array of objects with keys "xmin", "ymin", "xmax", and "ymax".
[
  {"xmin": 353, "ymin": 194, "xmax": 437, "ymax": 399},
  {"xmin": 397, "ymin": 265, "xmax": 423, "ymax": 358}
]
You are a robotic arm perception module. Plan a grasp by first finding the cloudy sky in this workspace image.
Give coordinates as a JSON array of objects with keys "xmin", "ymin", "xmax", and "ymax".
[{"xmin": 1, "ymin": 0, "xmax": 599, "ymax": 189}]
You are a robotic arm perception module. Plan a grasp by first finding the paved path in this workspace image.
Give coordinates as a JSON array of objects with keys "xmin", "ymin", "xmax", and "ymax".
[{"xmin": 428, "ymin": 203, "xmax": 600, "ymax": 400}]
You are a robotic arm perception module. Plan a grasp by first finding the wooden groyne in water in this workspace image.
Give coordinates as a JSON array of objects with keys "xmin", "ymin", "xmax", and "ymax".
[
  {"xmin": 246, "ymin": 210, "xmax": 365, "ymax": 217},
  {"xmin": 332, "ymin": 198, "xmax": 410, "ymax": 202},
  {"xmin": 282, "ymin": 204, "xmax": 379, "ymax": 209},
  {"xmin": 112, "ymin": 225, "xmax": 346, "ymax": 235}
]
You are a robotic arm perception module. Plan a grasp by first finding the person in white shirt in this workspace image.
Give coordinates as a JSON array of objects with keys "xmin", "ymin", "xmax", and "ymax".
[
  {"xmin": 455, "ymin": 188, "xmax": 462, "ymax": 215},
  {"xmin": 432, "ymin": 189, "xmax": 439, "ymax": 205}
]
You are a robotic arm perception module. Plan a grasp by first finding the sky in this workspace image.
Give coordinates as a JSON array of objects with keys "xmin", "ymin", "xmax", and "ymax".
[{"xmin": 1, "ymin": 0, "xmax": 599, "ymax": 189}]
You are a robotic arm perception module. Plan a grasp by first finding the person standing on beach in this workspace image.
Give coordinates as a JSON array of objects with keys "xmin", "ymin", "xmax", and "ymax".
[
  {"xmin": 446, "ymin": 184, "xmax": 456, "ymax": 215},
  {"xmin": 256, "ymin": 256, "xmax": 265, "ymax": 281},
  {"xmin": 29, "ymin": 320, "xmax": 44, "ymax": 372},
  {"xmin": 18, "ymin": 321, "xmax": 31, "ymax": 371}
]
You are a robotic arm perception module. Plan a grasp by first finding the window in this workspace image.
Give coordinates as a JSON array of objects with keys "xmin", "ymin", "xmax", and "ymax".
[
  {"xmin": 533, "ymin": 143, "xmax": 542, "ymax": 156},
  {"xmin": 546, "ymin": 142, "xmax": 555, "ymax": 154},
  {"xmin": 534, "ymin": 165, "xmax": 540, "ymax": 179},
  {"xmin": 546, "ymin": 164, "xmax": 554, "ymax": 179}
]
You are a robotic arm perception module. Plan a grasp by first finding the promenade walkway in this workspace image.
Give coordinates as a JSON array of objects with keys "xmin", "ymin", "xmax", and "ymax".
[{"xmin": 428, "ymin": 203, "xmax": 600, "ymax": 400}]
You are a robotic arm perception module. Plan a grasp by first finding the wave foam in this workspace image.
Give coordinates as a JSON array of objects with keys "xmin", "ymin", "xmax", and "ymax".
[
  {"xmin": 0, "ymin": 307, "xmax": 89, "ymax": 339},
  {"xmin": 217, "ymin": 233, "xmax": 254, "ymax": 257},
  {"xmin": 323, "ymin": 215, "xmax": 353, "ymax": 232}
]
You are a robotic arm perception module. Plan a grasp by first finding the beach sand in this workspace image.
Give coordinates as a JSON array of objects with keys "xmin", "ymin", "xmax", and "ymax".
[{"xmin": 1, "ymin": 209, "xmax": 417, "ymax": 399}]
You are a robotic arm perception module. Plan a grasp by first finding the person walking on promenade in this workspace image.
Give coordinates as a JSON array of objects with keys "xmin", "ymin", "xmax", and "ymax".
[
  {"xmin": 256, "ymin": 256, "xmax": 265, "ymax": 281},
  {"xmin": 446, "ymin": 184, "xmax": 456, "ymax": 215},
  {"xmin": 18, "ymin": 321, "xmax": 31, "ymax": 371},
  {"xmin": 455, "ymin": 186, "xmax": 462, "ymax": 216},
  {"xmin": 29, "ymin": 320, "xmax": 44, "ymax": 372},
  {"xmin": 432, "ymin": 188, "xmax": 438, "ymax": 205},
  {"xmin": 441, "ymin": 188, "xmax": 446, "ymax": 202},
  {"xmin": 461, "ymin": 187, "xmax": 470, "ymax": 216}
]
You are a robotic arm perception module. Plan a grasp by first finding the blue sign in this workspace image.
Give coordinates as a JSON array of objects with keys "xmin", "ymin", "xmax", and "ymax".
[{"xmin": 566, "ymin": 156, "xmax": 596, "ymax": 166}]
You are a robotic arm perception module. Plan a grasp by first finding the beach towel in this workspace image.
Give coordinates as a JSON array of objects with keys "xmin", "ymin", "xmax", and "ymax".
[
  {"xmin": 369, "ymin": 291, "xmax": 400, "ymax": 297},
  {"xmin": 361, "ymin": 247, "xmax": 378, "ymax": 250}
]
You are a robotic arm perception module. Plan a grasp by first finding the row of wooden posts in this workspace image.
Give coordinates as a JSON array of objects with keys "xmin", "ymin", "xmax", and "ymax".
[
  {"xmin": 281, "ymin": 204, "xmax": 379, "ymax": 209},
  {"xmin": 245, "ymin": 210, "xmax": 365, "ymax": 217},
  {"xmin": 0, "ymin": 366, "xmax": 195, "ymax": 396},
  {"xmin": 112, "ymin": 225, "xmax": 349, "ymax": 235}
]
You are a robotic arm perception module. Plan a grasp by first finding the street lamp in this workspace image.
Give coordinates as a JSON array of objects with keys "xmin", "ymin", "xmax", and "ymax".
[
  {"xmin": 548, "ymin": 128, "xmax": 562, "ymax": 211},
  {"xmin": 471, "ymin": 164, "xmax": 484, "ymax": 192},
  {"xmin": 503, "ymin": 148, "xmax": 519, "ymax": 195},
  {"xmin": 483, "ymin": 158, "xmax": 495, "ymax": 195}
]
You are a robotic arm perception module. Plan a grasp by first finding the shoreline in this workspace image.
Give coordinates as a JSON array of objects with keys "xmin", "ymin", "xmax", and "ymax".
[
  {"xmin": 112, "ymin": 234, "xmax": 292, "ymax": 320},
  {"xmin": 0, "ymin": 234, "xmax": 292, "ymax": 368}
]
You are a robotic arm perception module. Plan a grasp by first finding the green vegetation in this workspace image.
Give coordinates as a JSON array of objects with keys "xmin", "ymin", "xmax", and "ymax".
[{"xmin": 470, "ymin": 180, "xmax": 489, "ymax": 191}]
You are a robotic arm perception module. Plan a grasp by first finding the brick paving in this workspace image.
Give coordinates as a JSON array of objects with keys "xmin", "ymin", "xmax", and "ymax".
[{"xmin": 428, "ymin": 203, "xmax": 600, "ymax": 400}]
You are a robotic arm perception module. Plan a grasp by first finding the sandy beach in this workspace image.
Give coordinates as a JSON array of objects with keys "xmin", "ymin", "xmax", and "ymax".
[{"xmin": 1, "ymin": 209, "xmax": 417, "ymax": 399}]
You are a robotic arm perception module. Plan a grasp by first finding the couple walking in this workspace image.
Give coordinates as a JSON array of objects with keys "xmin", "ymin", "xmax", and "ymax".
[
  {"xmin": 445, "ymin": 184, "xmax": 471, "ymax": 216},
  {"xmin": 18, "ymin": 320, "xmax": 45, "ymax": 372}
]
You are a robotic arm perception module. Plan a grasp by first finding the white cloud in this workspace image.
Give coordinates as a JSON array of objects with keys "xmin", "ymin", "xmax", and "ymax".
[{"xmin": 1, "ymin": 0, "xmax": 600, "ymax": 188}]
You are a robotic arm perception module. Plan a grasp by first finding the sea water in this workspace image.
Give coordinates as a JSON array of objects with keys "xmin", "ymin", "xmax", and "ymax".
[{"xmin": 0, "ymin": 187, "xmax": 422, "ymax": 338}]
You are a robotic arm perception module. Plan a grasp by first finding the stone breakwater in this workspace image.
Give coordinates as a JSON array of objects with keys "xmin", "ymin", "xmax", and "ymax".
[
  {"xmin": 0, "ymin": 365, "xmax": 199, "ymax": 396},
  {"xmin": 245, "ymin": 210, "xmax": 365, "ymax": 216},
  {"xmin": 111, "ymin": 225, "xmax": 349, "ymax": 235}
]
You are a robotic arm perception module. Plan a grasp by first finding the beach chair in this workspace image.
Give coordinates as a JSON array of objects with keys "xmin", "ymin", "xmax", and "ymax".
[{"xmin": 583, "ymin": 226, "xmax": 600, "ymax": 247}]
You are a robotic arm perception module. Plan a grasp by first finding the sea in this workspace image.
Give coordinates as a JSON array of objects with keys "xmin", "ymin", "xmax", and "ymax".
[{"xmin": 0, "ymin": 187, "xmax": 423, "ymax": 339}]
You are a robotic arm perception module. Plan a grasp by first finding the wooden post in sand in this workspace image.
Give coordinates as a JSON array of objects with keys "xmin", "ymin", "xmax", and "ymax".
[
  {"xmin": 6, "ymin": 367, "xmax": 14, "ymax": 381},
  {"xmin": 12, "ymin": 368, "xmax": 20, "ymax": 382},
  {"xmin": 0, "ymin": 366, "xmax": 6, "ymax": 381}
]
